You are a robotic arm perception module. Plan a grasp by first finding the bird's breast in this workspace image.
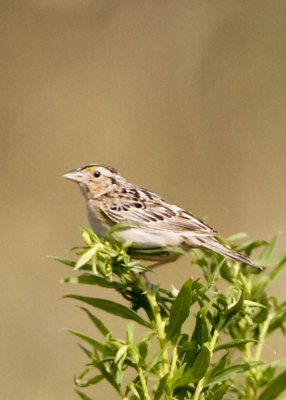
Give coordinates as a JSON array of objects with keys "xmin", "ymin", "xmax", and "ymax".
[{"xmin": 86, "ymin": 199, "xmax": 111, "ymax": 236}]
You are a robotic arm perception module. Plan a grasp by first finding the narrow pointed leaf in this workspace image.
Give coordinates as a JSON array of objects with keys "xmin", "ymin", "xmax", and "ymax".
[
  {"xmin": 78, "ymin": 344, "xmax": 92, "ymax": 358},
  {"xmin": 52, "ymin": 256, "xmax": 76, "ymax": 267},
  {"xmin": 268, "ymin": 359, "xmax": 286, "ymax": 369},
  {"xmin": 205, "ymin": 361, "xmax": 263, "ymax": 385},
  {"xmin": 226, "ymin": 232, "xmax": 248, "ymax": 242},
  {"xmin": 75, "ymin": 374, "xmax": 104, "ymax": 388},
  {"xmin": 104, "ymin": 222, "xmax": 133, "ymax": 239},
  {"xmin": 130, "ymin": 246, "xmax": 186, "ymax": 256},
  {"xmin": 96, "ymin": 363, "xmax": 122, "ymax": 394},
  {"xmin": 174, "ymin": 344, "xmax": 210, "ymax": 387},
  {"xmin": 81, "ymin": 230, "xmax": 92, "ymax": 245},
  {"xmin": 225, "ymin": 288, "xmax": 245, "ymax": 318},
  {"xmin": 75, "ymin": 248, "xmax": 97, "ymax": 270},
  {"xmin": 115, "ymin": 345, "xmax": 128, "ymax": 364},
  {"xmin": 146, "ymin": 350, "xmax": 162, "ymax": 373},
  {"xmin": 268, "ymin": 256, "xmax": 286, "ymax": 281},
  {"xmin": 127, "ymin": 382, "xmax": 141, "ymax": 399},
  {"xmin": 80, "ymin": 307, "xmax": 110, "ymax": 337},
  {"xmin": 138, "ymin": 341, "xmax": 148, "ymax": 360},
  {"xmin": 191, "ymin": 312, "xmax": 209, "ymax": 345},
  {"xmin": 190, "ymin": 344, "xmax": 210, "ymax": 382},
  {"xmin": 127, "ymin": 322, "xmax": 134, "ymax": 343},
  {"xmin": 80, "ymin": 225, "xmax": 100, "ymax": 243},
  {"xmin": 154, "ymin": 374, "xmax": 168, "ymax": 400},
  {"xmin": 166, "ymin": 279, "xmax": 194, "ymax": 343},
  {"xmin": 61, "ymin": 274, "xmax": 123, "ymax": 289},
  {"xmin": 258, "ymin": 370, "xmax": 286, "ymax": 400},
  {"xmin": 214, "ymin": 339, "xmax": 258, "ymax": 352},
  {"xmin": 258, "ymin": 235, "xmax": 278, "ymax": 266},
  {"xmin": 65, "ymin": 295, "xmax": 150, "ymax": 327},
  {"xmin": 75, "ymin": 389, "xmax": 93, "ymax": 400},
  {"xmin": 206, "ymin": 353, "xmax": 228, "ymax": 383},
  {"xmin": 68, "ymin": 329, "xmax": 106, "ymax": 353},
  {"xmin": 244, "ymin": 300, "xmax": 266, "ymax": 309}
]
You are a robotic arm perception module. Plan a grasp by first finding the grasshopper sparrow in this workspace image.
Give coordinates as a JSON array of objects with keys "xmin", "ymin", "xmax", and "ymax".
[{"xmin": 63, "ymin": 164, "xmax": 260, "ymax": 269}]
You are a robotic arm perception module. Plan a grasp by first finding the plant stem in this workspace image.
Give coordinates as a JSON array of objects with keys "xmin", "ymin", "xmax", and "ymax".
[
  {"xmin": 193, "ymin": 379, "xmax": 204, "ymax": 400},
  {"xmin": 164, "ymin": 345, "xmax": 178, "ymax": 397},
  {"xmin": 146, "ymin": 291, "xmax": 169, "ymax": 375},
  {"xmin": 138, "ymin": 366, "xmax": 151, "ymax": 400},
  {"xmin": 244, "ymin": 341, "xmax": 253, "ymax": 361},
  {"xmin": 193, "ymin": 328, "xmax": 220, "ymax": 400},
  {"xmin": 169, "ymin": 345, "xmax": 178, "ymax": 381},
  {"xmin": 255, "ymin": 313, "xmax": 272, "ymax": 361}
]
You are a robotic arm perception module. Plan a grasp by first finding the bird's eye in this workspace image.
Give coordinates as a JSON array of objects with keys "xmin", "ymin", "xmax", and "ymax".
[{"xmin": 93, "ymin": 171, "xmax": 101, "ymax": 178}]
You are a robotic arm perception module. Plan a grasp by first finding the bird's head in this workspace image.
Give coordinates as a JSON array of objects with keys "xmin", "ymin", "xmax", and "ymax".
[{"xmin": 63, "ymin": 164, "xmax": 123, "ymax": 199}]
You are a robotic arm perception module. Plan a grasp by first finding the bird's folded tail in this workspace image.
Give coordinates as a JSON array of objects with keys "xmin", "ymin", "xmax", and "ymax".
[{"xmin": 194, "ymin": 237, "xmax": 262, "ymax": 270}]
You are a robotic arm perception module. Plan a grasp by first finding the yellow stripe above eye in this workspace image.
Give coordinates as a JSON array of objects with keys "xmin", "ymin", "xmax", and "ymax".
[{"xmin": 84, "ymin": 167, "xmax": 97, "ymax": 173}]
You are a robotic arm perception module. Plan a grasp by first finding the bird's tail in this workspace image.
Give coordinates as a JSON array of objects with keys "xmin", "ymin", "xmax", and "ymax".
[{"xmin": 191, "ymin": 237, "xmax": 262, "ymax": 269}]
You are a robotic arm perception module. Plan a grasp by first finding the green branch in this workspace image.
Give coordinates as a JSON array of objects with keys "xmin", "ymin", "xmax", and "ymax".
[{"xmin": 55, "ymin": 226, "xmax": 286, "ymax": 400}]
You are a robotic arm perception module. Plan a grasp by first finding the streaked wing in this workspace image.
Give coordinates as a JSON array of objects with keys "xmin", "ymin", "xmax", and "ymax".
[{"xmin": 101, "ymin": 189, "xmax": 217, "ymax": 237}]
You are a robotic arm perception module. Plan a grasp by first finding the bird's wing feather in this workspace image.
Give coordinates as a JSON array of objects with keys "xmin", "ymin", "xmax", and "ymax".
[{"xmin": 101, "ymin": 189, "xmax": 217, "ymax": 236}]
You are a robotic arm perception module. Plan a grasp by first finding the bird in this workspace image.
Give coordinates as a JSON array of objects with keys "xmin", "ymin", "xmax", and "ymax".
[{"xmin": 63, "ymin": 164, "xmax": 261, "ymax": 269}]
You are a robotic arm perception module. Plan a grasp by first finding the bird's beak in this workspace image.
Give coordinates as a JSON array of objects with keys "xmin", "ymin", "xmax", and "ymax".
[{"xmin": 62, "ymin": 170, "xmax": 85, "ymax": 183}]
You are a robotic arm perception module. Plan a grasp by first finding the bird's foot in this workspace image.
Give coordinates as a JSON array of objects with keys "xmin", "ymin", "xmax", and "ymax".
[{"xmin": 140, "ymin": 272, "xmax": 159, "ymax": 292}]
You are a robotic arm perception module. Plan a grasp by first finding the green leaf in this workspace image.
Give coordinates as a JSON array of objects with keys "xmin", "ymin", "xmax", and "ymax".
[
  {"xmin": 180, "ymin": 341, "xmax": 198, "ymax": 368},
  {"xmin": 96, "ymin": 362, "xmax": 122, "ymax": 395},
  {"xmin": 154, "ymin": 374, "xmax": 168, "ymax": 400},
  {"xmin": 129, "ymin": 246, "xmax": 186, "ymax": 256},
  {"xmin": 104, "ymin": 222, "xmax": 133, "ymax": 239},
  {"xmin": 190, "ymin": 344, "xmax": 211, "ymax": 382},
  {"xmin": 127, "ymin": 382, "xmax": 141, "ymax": 399},
  {"xmin": 121, "ymin": 240, "xmax": 135, "ymax": 250},
  {"xmin": 79, "ymin": 307, "xmax": 110, "ymax": 337},
  {"xmin": 258, "ymin": 370, "xmax": 286, "ymax": 400},
  {"xmin": 205, "ymin": 361, "xmax": 263, "ymax": 385},
  {"xmin": 67, "ymin": 329, "xmax": 106, "ymax": 353},
  {"xmin": 78, "ymin": 344, "xmax": 92, "ymax": 358},
  {"xmin": 75, "ymin": 389, "xmax": 93, "ymax": 400},
  {"xmin": 51, "ymin": 256, "xmax": 76, "ymax": 267},
  {"xmin": 253, "ymin": 256, "xmax": 286, "ymax": 298},
  {"xmin": 114, "ymin": 344, "xmax": 128, "ymax": 364},
  {"xmin": 138, "ymin": 341, "xmax": 148, "ymax": 361},
  {"xmin": 146, "ymin": 350, "xmax": 162, "ymax": 373},
  {"xmin": 128, "ymin": 344, "xmax": 140, "ymax": 364},
  {"xmin": 166, "ymin": 278, "xmax": 194, "ymax": 343},
  {"xmin": 268, "ymin": 256, "xmax": 286, "ymax": 282},
  {"xmin": 61, "ymin": 274, "xmax": 123, "ymax": 289},
  {"xmin": 236, "ymin": 240, "xmax": 268, "ymax": 255},
  {"xmin": 80, "ymin": 225, "xmax": 100, "ymax": 243},
  {"xmin": 226, "ymin": 232, "xmax": 248, "ymax": 242},
  {"xmin": 75, "ymin": 374, "xmax": 104, "ymax": 388},
  {"xmin": 205, "ymin": 353, "xmax": 228, "ymax": 383},
  {"xmin": 205, "ymin": 384, "xmax": 229, "ymax": 400},
  {"xmin": 268, "ymin": 359, "xmax": 286, "ymax": 369},
  {"xmin": 225, "ymin": 288, "xmax": 245, "ymax": 319},
  {"xmin": 258, "ymin": 235, "xmax": 278, "ymax": 266},
  {"xmin": 65, "ymin": 295, "xmax": 151, "ymax": 328},
  {"xmin": 174, "ymin": 344, "xmax": 210, "ymax": 387},
  {"xmin": 127, "ymin": 322, "xmax": 134, "ymax": 344},
  {"xmin": 244, "ymin": 300, "xmax": 267, "ymax": 309},
  {"xmin": 191, "ymin": 312, "xmax": 209, "ymax": 345},
  {"xmin": 81, "ymin": 230, "xmax": 92, "ymax": 245},
  {"xmin": 220, "ymin": 261, "xmax": 236, "ymax": 283},
  {"xmin": 75, "ymin": 248, "xmax": 97, "ymax": 270},
  {"xmin": 214, "ymin": 338, "xmax": 258, "ymax": 352}
]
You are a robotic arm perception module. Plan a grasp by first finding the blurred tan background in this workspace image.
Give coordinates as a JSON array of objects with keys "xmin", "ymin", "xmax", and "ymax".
[{"xmin": 1, "ymin": 1, "xmax": 285, "ymax": 399}]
